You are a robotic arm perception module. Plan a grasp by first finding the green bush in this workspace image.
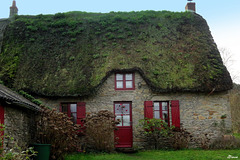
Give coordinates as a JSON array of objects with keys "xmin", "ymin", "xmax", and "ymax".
[
  {"xmin": 0, "ymin": 124, "xmax": 37, "ymax": 160},
  {"xmin": 138, "ymin": 118, "xmax": 174, "ymax": 149}
]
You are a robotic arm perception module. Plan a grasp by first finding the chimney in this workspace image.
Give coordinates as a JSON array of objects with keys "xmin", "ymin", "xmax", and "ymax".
[
  {"xmin": 185, "ymin": 2, "xmax": 196, "ymax": 12},
  {"xmin": 9, "ymin": 0, "xmax": 18, "ymax": 18}
]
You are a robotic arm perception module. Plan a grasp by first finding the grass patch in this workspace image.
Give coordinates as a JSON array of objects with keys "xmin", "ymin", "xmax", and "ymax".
[{"xmin": 65, "ymin": 150, "xmax": 240, "ymax": 160}]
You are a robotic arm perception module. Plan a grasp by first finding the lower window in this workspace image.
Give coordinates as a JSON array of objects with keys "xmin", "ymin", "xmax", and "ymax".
[
  {"xmin": 153, "ymin": 101, "xmax": 169, "ymax": 124},
  {"xmin": 144, "ymin": 100, "xmax": 180, "ymax": 128},
  {"xmin": 60, "ymin": 102, "xmax": 86, "ymax": 125},
  {"xmin": 61, "ymin": 103, "xmax": 77, "ymax": 124}
]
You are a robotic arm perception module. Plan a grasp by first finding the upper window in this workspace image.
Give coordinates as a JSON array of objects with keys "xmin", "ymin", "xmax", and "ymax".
[{"xmin": 115, "ymin": 73, "xmax": 135, "ymax": 90}]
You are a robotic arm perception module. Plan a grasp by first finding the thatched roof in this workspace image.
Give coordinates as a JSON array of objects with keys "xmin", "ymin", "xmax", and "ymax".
[
  {"xmin": 0, "ymin": 84, "xmax": 40, "ymax": 111},
  {"xmin": 0, "ymin": 11, "xmax": 232, "ymax": 96}
]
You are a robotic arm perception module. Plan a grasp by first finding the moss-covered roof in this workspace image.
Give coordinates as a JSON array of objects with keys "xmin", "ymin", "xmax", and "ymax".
[{"xmin": 0, "ymin": 11, "xmax": 232, "ymax": 96}]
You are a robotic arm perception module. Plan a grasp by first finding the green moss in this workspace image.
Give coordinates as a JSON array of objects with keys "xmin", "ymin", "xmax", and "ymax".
[
  {"xmin": 19, "ymin": 90, "xmax": 42, "ymax": 105},
  {"xmin": 0, "ymin": 11, "xmax": 232, "ymax": 96}
]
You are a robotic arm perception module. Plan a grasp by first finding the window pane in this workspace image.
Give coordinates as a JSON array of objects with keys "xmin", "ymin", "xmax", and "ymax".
[
  {"xmin": 116, "ymin": 74, "xmax": 123, "ymax": 80},
  {"xmin": 115, "ymin": 104, "xmax": 122, "ymax": 114},
  {"xmin": 115, "ymin": 104, "xmax": 130, "ymax": 114},
  {"xmin": 70, "ymin": 104, "xmax": 77, "ymax": 112},
  {"xmin": 154, "ymin": 102, "xmax": 159, "ymax": 110},
  {"xmin": 125, "ymin": 74, "xmax": 133, "ymax": 80},
  {"xmin": 116, "ymin": 116, "xmax": 122, "ymax": 126},
  {"xmin": 116, "ymin": 81, "xmax": 123, "ymax": 88},
  {"xmin": 122, "ymin": 104, "xmax": 130, "ymax": 114},
  {"xmin": 126, "ymin": 81, "xmax": 133, "ymax": 88},
  {"xmin": 162, "ymin": 111, "xmax": 168, "ymax": 119},
  {"xmin": 154, "ymin": 111, "xmax": 160, "ymax": 119},
  {"xmin": 71, "ymin": 113, "xmax": 77, "ymax": 124},
  {"xmin": 123, "ymin": 115, "xmax": 130, "ymax": 126},
  {"xmin": 162, "ymin": 102, "xmax": 168, "ymax": 110},
  {"xmin": 61, "ymin": 104, "xmax": 68, "ymax": 113}
]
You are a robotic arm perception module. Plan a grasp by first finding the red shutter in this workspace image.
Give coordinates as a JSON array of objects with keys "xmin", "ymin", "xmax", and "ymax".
[
  {"xmin": 77, "ymin": 102, "xmax": 86, "ymax": 126},
  {"xmin": 171, "ymin": 100, "xmax": 180, "ymax": 128},
  {"xmin": 144, "ymin": 101, "xmax": 153, "ymax": 119}
]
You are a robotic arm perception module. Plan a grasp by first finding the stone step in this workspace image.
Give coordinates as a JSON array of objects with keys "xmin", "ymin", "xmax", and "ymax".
[{"xmin": 116, "ymin": 148, "xmax": 138, "ymax": 153}]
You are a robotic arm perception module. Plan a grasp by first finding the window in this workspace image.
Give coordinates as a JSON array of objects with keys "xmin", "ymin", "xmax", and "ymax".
[
  {"xmin": 115, "ymin": 73, "xmax": 135, "ymax": 90},
  {"xmin": 154, "ymin": 102, "xmax": 169, "ymax": 124},
  {"xmin": 60, "ymin": 102, "xmax": 86, "ymax": 125},
  {"xmin": 144, "ymin": 100, "xmax": 180, "ymax": 128}
]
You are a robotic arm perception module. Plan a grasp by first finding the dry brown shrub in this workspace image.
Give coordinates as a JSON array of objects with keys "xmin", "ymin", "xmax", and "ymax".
[
  {"xmin": 83, "ymin": 110, "xmax": 119, "ymax": 152},
  {"xmin": 229, "ymin": 83, "xmax": 240, "ymax": 133},
  {"xmin": 36, "ymin": 107, "xmax": 81, "ymax": 160}
]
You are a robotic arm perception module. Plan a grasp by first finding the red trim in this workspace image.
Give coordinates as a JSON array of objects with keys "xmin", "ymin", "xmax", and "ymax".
[
  {"xmin": 0, "ymin": 105, "xmax": 4, "ymax": 125},
  {"xmin": 59, "ymin": 103, "xmax": 62, "ymax": 112},
  {"xmin": 115, "ymin": 73, "xmax": 135, "ymax": 90},
  {"xmin": 67, "ymin": 104, "xmax": 71, "ymax": 117}
]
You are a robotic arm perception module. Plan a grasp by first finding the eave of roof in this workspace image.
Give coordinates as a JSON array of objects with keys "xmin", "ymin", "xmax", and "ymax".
[{"xmin": 0, "ymin": 84, "xmax": 41, "ymax": 111}]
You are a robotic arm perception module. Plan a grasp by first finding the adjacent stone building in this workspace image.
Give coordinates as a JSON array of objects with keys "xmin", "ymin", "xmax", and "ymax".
[{"xmin": 0, "ymin": 84, "xmax": 40, "ymax": 149}]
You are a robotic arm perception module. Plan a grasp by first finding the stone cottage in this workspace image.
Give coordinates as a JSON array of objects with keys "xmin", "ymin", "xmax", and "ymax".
[
  {"xmin": 0, "ymin": 2, "xmax": 233, "ymax": 148},
  {"xmin": 0, "ymin": 84, "xmax": 40, "ymax": 148}
]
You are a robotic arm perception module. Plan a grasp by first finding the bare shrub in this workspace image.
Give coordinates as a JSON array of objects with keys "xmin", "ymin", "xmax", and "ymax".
[
  {"xmin": 83, "ymin": 110, "xmax": 119, "ymax": 152},
  {"xmin": 199, "ymin": 134, "xmax": 211, "ymax": 150},
  {"xmin": 36, "ymin": 107, "xmax": 80, "ymax": 160},
  {"xmin": 170, "ymin": 127, "xmax": 192, "ymax": 150},
  {"xmin": 229, "ymin": 84, "xmax": 240, "ymax": 133},
  {"xmin": 209, "ymin": 135, "xmax": 240, "ymax": 149}
]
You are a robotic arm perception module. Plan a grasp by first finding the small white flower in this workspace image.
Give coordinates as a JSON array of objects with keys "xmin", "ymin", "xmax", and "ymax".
[{"xmin": 227, "ymin": 155, "xmax": 239, "ymax": 159}]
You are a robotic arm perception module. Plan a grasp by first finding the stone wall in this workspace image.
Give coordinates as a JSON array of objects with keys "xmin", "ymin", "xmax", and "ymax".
[
  {"xmin": 2, "ymin": 102, "xmax": 37, "ymax": 149},
  {"xmin": 0, "ymin": 19, "xmax": 9, "ymax": 53},
  {"xmin": 38, "ymin": 72, "xmax": 232, "ymax": 148}
]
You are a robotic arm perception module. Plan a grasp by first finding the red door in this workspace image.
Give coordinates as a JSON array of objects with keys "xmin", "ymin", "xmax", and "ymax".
[{"xmin": 114, "ymin": 102, "xmax": 133, "ymax": 148}]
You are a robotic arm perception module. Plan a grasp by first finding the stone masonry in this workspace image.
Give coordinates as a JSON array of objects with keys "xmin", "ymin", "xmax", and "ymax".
[
  {"xmin": 38, "ymin": 72, "xmax": 232, "ymax": 148},
  {"xmin": 2, "ymin": 102, "xmax": 37, "ymax": 149}
]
